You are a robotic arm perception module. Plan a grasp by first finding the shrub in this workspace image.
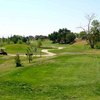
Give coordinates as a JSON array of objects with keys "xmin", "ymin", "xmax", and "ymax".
[{"xmin": 15, "ymin": 54, "xmax": 22, "ymax": 67}]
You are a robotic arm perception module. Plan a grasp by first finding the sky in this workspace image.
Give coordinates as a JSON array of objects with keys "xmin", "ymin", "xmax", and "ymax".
[{"xmin": 0, "ymin": 0, "xmax": 100, "ymax": 37}]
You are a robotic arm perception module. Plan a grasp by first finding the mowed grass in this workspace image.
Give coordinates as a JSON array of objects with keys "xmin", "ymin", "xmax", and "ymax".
[
  {"xmin": 0, "ymin": 54, "xmax": 100, "ymax": 100},
  {"xmin": 5, "ymin": 44, "xmax": 29, "ymax": 54}
]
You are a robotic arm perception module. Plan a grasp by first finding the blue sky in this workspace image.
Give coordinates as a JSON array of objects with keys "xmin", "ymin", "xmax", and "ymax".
[{"xmin": 0, "ymin": 0, "xmax": 100, "ymax": 37}]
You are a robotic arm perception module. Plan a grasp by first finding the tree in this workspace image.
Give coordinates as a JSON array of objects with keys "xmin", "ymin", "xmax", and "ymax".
[
  {"xmin": 91, "ymin": 20, "xmax": 100, "ymax": 42},
  {"xmin": 37, "ymin": 39, "xmax": 42, "ymax": 48},
  {"xmin": 26, "ymin": 47, "xmax": 33, "ymax": 63},
  {"xmin": 78, "ymin": 14, "xmax": 100, "ymax": 48},
  {"xmin": 48, "ymin": 28, "xmax": 76, "ymax": 44},
  {"xmin": 15, "ymin": 54, "xmax": 22, "ymax": 67},
  {"xmin": 34, "ymin": 47, "xmax": 38, "ymax": 56},
  {"xmin": 0, "ymin": 38, "xmax": 3, "ymax": 47},
  {"xmin": 10, "ymin": 35, "xmax": 28, "ymax": 44},
  {"xmin": 35, "ymin": 35, "xmax": 48, "ymax": 40},
  {"xmin": 79, "ymin": 31, "xmax": 87, "ymax": 40},
  {"xmin": 7, "ymin": 37, "xmax": 11, "ymax": 44},
  {"xmin": 66, "ymin": 33, "xmax": 76, "ymax": 44},
  {"xmin": 48, "ymin": 32, "xmax": 58, "ymax": 43}
]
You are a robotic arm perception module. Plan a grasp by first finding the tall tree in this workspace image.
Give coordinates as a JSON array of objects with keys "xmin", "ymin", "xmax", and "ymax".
[{"xmin": 78, "ymin": 14, "xmax": 100, "ymax": 48}]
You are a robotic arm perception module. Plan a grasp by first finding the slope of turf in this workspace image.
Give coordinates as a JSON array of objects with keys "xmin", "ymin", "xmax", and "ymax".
[
  {"xmin": 0, "ymin": 54, "xmax": 100, "ymax": 100},
  {"xmin": 49, "ymin": 41, "xmax": 100, "ymax": 54},
  {"xmin": 5, "ymin": 44, "xmax": 29, "ymax": 54}
]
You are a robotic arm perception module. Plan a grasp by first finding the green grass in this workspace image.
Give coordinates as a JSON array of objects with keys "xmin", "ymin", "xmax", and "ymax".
[
  {"xmin": 49, "ymin": 41, "xmax": 100, "ymax": 54},
  {"xmin": 41, "ymin": 39, "xmax": 67, "ymax": 48},
  {"xmin": 0, "ymin": 54, "xmax": 100, "ymax": 100},
  {"xmin": 5, "ymin": 44, "xmax": 29, "ymax": 54},
  {"xmin": 0, "ymin": 40, "xmax": 100, "ymax": 99},
  {"xmin": 49, "ymin": 44, "xmax": 89, "ymax": 54},
  {"xmin": 3, "ymin": 43, "xmax": 44, "ymax": 55}
]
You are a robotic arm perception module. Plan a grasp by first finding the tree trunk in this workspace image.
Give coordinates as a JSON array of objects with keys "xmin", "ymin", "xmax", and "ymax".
[
  {"xmin": 90, "ymin": 43, "xmax": 94, "ymax": 48},
  {"xmin": 89, "ymin": 39, "xmax": 94, "ymax": 48}
]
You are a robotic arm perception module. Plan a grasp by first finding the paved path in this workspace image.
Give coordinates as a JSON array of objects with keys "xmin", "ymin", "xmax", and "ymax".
[
  {"xmin": 58, "ymin": 47, "xmax": 64, "ymax": 50},
  {"xmin": 41, "ymin": 49, "xmax": 56, "ymax": 56}
]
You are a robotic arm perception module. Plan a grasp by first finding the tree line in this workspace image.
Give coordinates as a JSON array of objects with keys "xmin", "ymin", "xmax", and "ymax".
[{"xmin": 0, "ymin": 35, "xmax": 48, "ymax": 46}]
